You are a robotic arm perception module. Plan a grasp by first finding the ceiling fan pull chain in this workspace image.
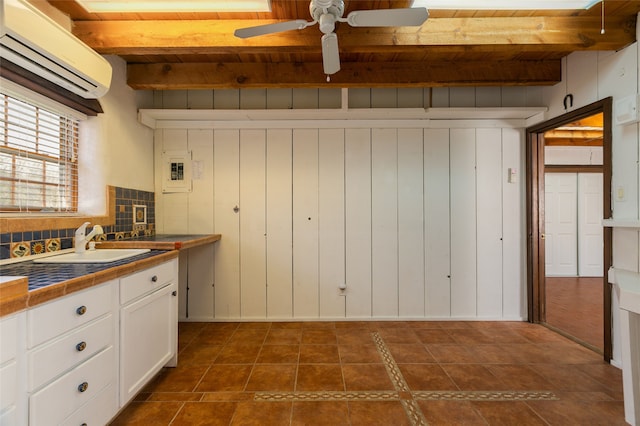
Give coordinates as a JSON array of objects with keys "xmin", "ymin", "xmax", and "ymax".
[{"xmin": 601, "ymin": 0, "xmax": 605, "ymax": 35}]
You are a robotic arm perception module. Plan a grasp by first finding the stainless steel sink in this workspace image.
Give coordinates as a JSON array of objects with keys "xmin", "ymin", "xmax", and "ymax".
[{"xmin": 33, "ymin": 248, "xmax": 151, "ymax": 264}]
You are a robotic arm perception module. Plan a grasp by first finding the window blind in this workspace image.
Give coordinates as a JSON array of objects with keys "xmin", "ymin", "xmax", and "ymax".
[{"xmin": 0, "ymin": 93, "xmax": 79, "ymax": 212}]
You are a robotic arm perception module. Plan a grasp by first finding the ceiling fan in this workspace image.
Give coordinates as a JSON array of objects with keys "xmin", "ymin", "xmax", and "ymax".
[{"xmin": 234, "ymin": 0, "xmax": 429, "ymax": 76}]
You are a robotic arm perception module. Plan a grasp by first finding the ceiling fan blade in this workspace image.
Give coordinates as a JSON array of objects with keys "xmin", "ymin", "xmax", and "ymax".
[
  {"xmin": 234, "ymin": 19, "xmax": 311, "ymax": 38},
  {"xmin": 321, "ymin": 33, "xmax": 340, "ymax": 75},
  {"xmin": 346, "ymin": 7, "xmax": 429, "ymax": 27}
]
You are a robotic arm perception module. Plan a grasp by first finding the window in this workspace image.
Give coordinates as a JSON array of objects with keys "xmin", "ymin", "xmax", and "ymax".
[{"xmin": 0, "ymin": 93, "xmax": 78, "ymax": 212}]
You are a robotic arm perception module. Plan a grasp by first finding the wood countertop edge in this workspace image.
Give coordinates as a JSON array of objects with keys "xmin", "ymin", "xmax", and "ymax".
[
  {"xmin": 0, "ymin": 250, "xmax": 179, "ymax": 317},
  {"xmin": 97, "ymin": 234, "xmax": 221, "ymax": 250}
]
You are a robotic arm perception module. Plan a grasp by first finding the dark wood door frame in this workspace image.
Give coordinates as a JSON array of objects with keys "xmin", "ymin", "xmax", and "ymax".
[{"xmin": 526, "ymin": 98, "xmax": 613, "ymax": 361}]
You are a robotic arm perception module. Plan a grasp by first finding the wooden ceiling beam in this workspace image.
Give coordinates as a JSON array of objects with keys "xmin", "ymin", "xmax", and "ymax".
[
  {"xmin": 73, "ymin": 15, "xmax": 636, "ymax": 55},
  {"xmin": 127, "ymin": 60, "xmax": 561, "ymax": 89}
]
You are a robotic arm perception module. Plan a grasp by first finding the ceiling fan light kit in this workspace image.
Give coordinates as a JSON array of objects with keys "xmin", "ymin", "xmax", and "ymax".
[{"xmin": 234, "ymin": 0, "xmax": 429, "ymax": 76}]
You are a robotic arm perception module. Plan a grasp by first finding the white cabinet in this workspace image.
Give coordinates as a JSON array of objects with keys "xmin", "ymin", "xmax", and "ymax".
[
  {"xmin": 0, "ymin": 312, "xmax": 26, "ymax": 426},
  {"xmin": 119, "ymin": 258, "xmax": 178, "ymax": 406},
  {"xmin": 26, "ymin": 280, "xmax": 117, "ymax": 426}
]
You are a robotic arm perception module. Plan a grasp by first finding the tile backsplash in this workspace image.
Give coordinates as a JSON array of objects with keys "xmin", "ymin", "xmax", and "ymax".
[{"xmin": 1, "ymin": 187, "xmax": 155, "ymax": 260}]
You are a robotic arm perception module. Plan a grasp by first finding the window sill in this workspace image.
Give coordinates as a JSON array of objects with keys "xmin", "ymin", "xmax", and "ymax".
[{"xmin": 0, "ymin": 186, "xmax": 115, "ymax": 233}]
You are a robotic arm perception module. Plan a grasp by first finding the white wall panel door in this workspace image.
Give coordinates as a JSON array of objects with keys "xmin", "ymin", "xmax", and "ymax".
[
  {"xmin": 450, "ymin": 129, "xmax": 477, "ymax": 317},
  {"xmin": 502, "ymin": 128, "xmax": 525, "ymax": 319},
  {"xmin": 239, "ymin": 130, "xmax": 267, "ymax": 318},
  {"xmin": 398, "ymin": 129, "xmax": 425, "ymax": 317},
  {"xmin": 293, "ymin": 129, "xmax": 319, "ymax": 318},
  {"xmin": 345, "ymin": 129, "xmax": 372, "ymax": 317},
  {"xmin": 476, "ymin": 129, "xmax": 503, "ymax": 318},
  {"xmin": 185, "ymin": 129, "xmax": 215, "ymax": 320},
  {"xmin": 266, "ymin": 129, "xmax": 293, "ymax": 318},
  {"xmin": 214, "ymin": 130, "xmax": 241, "ymax": 318},
  {"xmin": 545, "ymin": 173, "xmax": 578, "ymax": 276},
  {"xmin": 578, "ymin": 173, "xmax": 603, "ymax": 277},
  {"xmin": 372, "ymin": 129, "xmax": 399, "ymax": 317},
  {"xmin": 319, "ymin": 129, "xmax": 346, "ymax": 318},
  {"xmin": 424, "ymin": 129, "xmax": 451, "ymax": 317}
]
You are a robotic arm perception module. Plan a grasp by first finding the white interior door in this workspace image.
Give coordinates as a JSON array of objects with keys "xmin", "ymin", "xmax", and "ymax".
[
  {"xmin": 578, "ymin": 173, "xmax": 603, "ymax": 277},
  {"xmin": 544, "ymin": 173, "xmax": 578, "ymax": 276}
]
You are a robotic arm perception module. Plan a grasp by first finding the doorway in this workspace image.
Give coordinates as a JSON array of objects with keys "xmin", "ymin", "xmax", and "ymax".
[{"xmin": 526, "ymin": 98, "xmax": 613, "ymax": 361}]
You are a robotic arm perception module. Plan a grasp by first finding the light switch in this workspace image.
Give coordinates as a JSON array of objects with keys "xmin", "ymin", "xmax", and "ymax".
[{"xmin": 508, "ymin": 168, "xmax": 517, "ymax": 183}]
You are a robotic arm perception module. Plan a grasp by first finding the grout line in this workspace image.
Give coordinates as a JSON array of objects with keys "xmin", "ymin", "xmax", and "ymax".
[{"xmin": 371, "ymin": 332, "xmax": 427, "ymax": 426}]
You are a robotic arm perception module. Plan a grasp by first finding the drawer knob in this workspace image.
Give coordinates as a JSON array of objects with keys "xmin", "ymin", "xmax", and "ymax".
[
  {"xmin": 76, "ymin": 306, "xmax": 87, "ymax": 315},
  {"xmin": 77, "ymin": 382, "xmax": 88, "ymax": 393},
  {"xmin": 151, "ymin": 275, "xmax": 158, "ymax": 282},
  {"xmin": 76, "ymin": 341, "xmax": 87, "ymax": 352},
  {"xmin": 81, "ymin": 423, "xmax": 87, "ymax": 426}
]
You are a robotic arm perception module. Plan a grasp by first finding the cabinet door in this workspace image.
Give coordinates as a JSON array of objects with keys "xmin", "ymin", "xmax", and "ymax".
[{"xmin": 120, "ymin": 283, "xmax": 176, "ymax": 406}]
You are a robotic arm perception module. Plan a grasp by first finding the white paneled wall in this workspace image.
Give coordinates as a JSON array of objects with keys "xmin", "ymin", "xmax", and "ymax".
[
  {"xmin": 156, "ymin": 122, "xmax": 526, "ymax": 321},
  {"xmin": 424, "ymin": 129, "xmax": 451, "ymax": 317}
]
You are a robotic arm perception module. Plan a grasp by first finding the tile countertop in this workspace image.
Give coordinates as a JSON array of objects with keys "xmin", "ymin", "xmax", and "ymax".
[{"xmin": 0, "ymin": 234, "xmax": 221, "ymax": 317}]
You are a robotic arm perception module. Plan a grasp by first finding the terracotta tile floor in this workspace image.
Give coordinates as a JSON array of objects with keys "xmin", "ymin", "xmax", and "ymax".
[
  {"xmin": 110, "ymin": 321, "xmax": 626, "ymax": 425},
  {"xmin": 545, "ymin": 277, "xmax": 603, "ymax": 351}
]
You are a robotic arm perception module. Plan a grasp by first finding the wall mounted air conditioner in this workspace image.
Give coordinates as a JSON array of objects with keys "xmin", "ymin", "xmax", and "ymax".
[{"xmin": 0, "ymin": 0, "xmax": 112, "ymax": 98}]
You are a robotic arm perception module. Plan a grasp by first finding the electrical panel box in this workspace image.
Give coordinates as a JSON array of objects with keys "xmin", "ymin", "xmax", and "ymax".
[{"xmin": 162, "ymin": 150, "xmax": 192, "ymax": 193}]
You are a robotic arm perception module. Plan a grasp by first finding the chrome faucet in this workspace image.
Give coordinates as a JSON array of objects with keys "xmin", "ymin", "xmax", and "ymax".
[{"xmin": 74, "ymin": 222, "xmax": 104, "ymax": 253}]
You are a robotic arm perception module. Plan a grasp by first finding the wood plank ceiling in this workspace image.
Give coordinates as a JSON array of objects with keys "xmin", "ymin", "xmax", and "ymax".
[{"xmin": 47, "ymin": 0, "xmax": 640, "ymax": 89}]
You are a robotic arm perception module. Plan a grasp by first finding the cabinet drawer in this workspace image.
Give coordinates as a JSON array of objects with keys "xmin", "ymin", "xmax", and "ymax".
[
  {"xmin": 27, "ymin": 281, "xmax": 114, "ymax": 348},
  {"xmin": 29, "ymin": 346, "xmax": 115, "ymax": 426},
  {"xmin": 61, "ymin": 382, "xmax": 117, "ymax": 426},
  {"xmin": 120, "ymin": 259, "xmax": 177, "ymax": 304},
  {"xmin": 28, "ymin": 314, "xmax": 114, "ymax": 391},
  {"xmin": 0, "ymin": 404, "xmax": 16, "ymax": 426},
  {"xmin": 0, "ymin": 361, "xmax": 16, "ymax": 412},
  {"xmin": 0, "ymin": 315, "xmax": 17, "ymax": 364}
]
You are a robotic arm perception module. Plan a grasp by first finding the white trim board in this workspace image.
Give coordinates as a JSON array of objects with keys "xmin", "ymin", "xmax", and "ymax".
[{"xmin": 138, "ymin": 107, "xmax": 547, "ymax": 130}]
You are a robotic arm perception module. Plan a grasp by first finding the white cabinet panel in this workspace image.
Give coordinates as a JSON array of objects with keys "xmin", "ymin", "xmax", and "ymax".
[
  {"xmin": 0, "ymin": 361, "xmax": 16, "ymax": 414},
  {"xmin": 293, "ymin": 129, "xmax": 320, "ymax": 318},
  {"xmin": 319, "ymin": 129, "xmax": 346, "ymax": 318},
  {"xmin": 450, "ymin": 129, "xmax": 477, "ymax": 317},
  {"xmin": 398, "ymin": 129, "xmax": 425, "ymax": 317},
  {"xmin": 239, "ymin": 129, "xmax": 267, "ymax": 318},
  {"xmin": 502, "ymin": 128, "xmax": 526, "ymax": 319},
  {"xmin": 120, "ymin": 284, "xmax": 175, "ymax": 405},
  {"xmin": 266, "ymin": 129, "xmax": 293, "ymax": 318},
  {"xmin": 372, "ymin": 129, "xmax": 399, "ymax": 317},
  {"xmin": 424, "ymin": 129, "xmax": 451, "ymax": 317},
  {"xmin": 214, "ymin": 129, "xmax": 241, "ymax": 318},
  {"xmin": 476, "ymin": 129, "xmax": 503, "ymax": 317},
  {"xmin": 345, "ymin": 129, "xmax": 372, "ymax": 317},
  {"xmin": 578, "ymin": 173, "xmax": 603, "ymax": 277},
  {"xmin": 545, "ymin": 173, "xmax": 578, "ymax": 276}
]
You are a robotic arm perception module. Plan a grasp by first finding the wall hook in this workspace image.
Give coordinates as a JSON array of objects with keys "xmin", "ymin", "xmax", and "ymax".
[
  {"xmin": 563, "ymin": 93, "xmax": 574, "ymax": 110},
  {"xmin": 233, "ymin": 205, "xmax": 239, "ymax": 213}
]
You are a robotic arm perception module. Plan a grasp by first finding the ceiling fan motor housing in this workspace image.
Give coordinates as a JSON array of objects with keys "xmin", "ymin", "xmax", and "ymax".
[{"xmin": 310, "ymin": 0, "xmax": 345, "ymax": 22}]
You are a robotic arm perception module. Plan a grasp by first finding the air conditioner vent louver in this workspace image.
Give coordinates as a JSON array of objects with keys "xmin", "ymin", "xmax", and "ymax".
[{"xmin": 0, "ymin": 0, "xmax": 111, "ymax": 99}]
